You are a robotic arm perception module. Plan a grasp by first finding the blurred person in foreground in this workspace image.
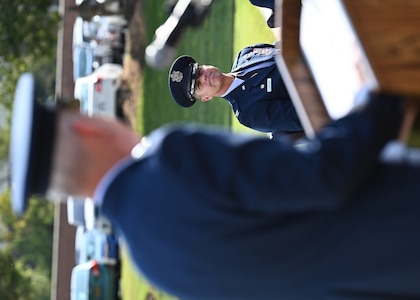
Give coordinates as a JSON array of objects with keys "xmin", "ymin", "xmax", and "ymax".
[
  {"xmin": 10, "ymin": 73, "xmax": 420, "ymax": 300},
  {"xmin": 169, "ymin": 43, "xmax": 305, "ymax": 141}
]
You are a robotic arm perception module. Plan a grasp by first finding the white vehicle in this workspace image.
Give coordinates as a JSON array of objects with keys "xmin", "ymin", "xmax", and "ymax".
[
  {"xmin": 75, "ymin": 0, "xmax": 123, "ymax": 16},
  {"xmin": 70, "ymin": 259, "xmax": 119, "ymax": 300},
  {"xmin": 66, "ymin": 196, "xmax": 113, "ymax": 235},
  {"xmin": 74, "ymin": 63, "xmax": 123, "ymax": 117},
  {"xmin": 84, "ymin": 199, "xmax": 113, "ymax": 235},
  {"xmin": 72, "ymin": 15, "xmax": 126, "ymax": 80},
  {"xmin": 74, "ymin": 226, "xmax": 119, "ymax": 265},
  {"xmin": 67, "ymin": 196, "xmax": 86, "ymax": 227}
]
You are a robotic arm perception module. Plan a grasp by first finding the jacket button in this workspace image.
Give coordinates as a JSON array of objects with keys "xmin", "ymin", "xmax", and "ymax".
[
  {"xmin": 242, "ymin": 85, "xmax": 246, "ymax": 90},
  {"xmin": 260, "ymin": 84, "xmax": 265, "ymax": 89}
]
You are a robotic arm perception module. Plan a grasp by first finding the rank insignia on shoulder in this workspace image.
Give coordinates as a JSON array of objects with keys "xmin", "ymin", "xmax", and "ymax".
[{"xmin": 253, "ymin": 47, "xmax": 272, "ymax": 56}]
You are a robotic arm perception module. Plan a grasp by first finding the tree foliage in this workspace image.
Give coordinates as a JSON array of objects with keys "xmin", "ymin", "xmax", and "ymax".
[
  {"xmin": 0, "ymin": 126, "xmax": 9, "ymax": 162},
  {"xmin": 0, "ymin": 59, "xmax": 21, "ymax": 111},
  {"xmin": 0, "ymin": 190, "xmax": 54, "ymax": 299},
  {"xmin": 0, "ymin": 0, "xmax": 60, "ymax": 111},
  {"xmin": 0, "ymin": 249, "xmax": 35, "ymax": 300},
  {"xmin": 0, "ymin": 0, "xmax": 60, "ymax": 61},
  {"xmin": 0, "ymin": 190, "xmax": 54, "ymax": 274},
  {"xmin": 0, "ymin": 2, "xmax": 60, "ymax": 299},
  {"xmin": 0, "ymin": 1, "xmax": 60, "ymax": 162}
]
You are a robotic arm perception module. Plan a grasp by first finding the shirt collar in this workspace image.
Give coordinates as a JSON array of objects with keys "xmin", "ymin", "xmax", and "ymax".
[{"xmin": 221, "ymin": 77, "xmax": 244, "ymax": 97}]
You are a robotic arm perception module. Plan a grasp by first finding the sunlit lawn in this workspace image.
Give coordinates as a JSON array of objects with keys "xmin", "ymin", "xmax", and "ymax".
[{"xmin": 121, "ymin": 1, "xmax": 276, "ymax": 299}]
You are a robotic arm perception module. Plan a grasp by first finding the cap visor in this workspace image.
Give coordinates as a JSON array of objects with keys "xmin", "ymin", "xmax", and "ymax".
[{"xmin": 10, "ymin": 73, "xmax": 35, "ymax": 215}]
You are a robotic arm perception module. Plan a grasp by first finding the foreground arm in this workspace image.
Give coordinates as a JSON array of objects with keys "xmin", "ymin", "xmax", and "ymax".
[
  {"xmin": 104, "ymin": 93, "xmax": 403, "ymax": 214},
  {"xmin": 239, "ymin": 98, "xmax": 303, "ymax": 132}
]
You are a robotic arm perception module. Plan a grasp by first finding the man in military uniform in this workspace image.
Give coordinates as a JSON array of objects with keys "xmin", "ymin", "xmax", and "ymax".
[{"xmin": 168, "ymin": 43, "xmax": 304, "ymax": 140}]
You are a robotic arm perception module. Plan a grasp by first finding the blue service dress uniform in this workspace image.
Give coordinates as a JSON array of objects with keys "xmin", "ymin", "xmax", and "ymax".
[
  {"xmin": 224, "ymin": 43, "xmax": 303, "ymax": 135},
  {"xmin": 100, "ymin": 94, "xmax": 420, "ymax": 300},
  {"xmin": 249, "ymin": 0, "xmax": 275, "ymax": 10}
]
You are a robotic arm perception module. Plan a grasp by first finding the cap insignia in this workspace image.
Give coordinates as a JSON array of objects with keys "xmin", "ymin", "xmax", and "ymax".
[{"xmin": 170, "ymin": 71, "xmax": 183, "ymax": 83}]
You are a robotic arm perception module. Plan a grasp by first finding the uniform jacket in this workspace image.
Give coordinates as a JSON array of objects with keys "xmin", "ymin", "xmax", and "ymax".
[
  {"xmin": 224, "ymin": 43, "xmax": 303, "ymax": 133},
  {"xmin": 249, "ymin": 0, "xmax": 275, "ymax": 10},
  {"xmin": 100, "ymin": 94, "xmax": 420, "ymax": 300}
]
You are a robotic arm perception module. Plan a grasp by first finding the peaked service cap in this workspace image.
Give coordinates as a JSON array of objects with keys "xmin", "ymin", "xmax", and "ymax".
[
  {"xmin": 168, "ymin": 55, "xmax": 199, "ymax": 108},
  {"xmin": 9, "ymin": 73, "xmax": 57, "ymax": 215}
]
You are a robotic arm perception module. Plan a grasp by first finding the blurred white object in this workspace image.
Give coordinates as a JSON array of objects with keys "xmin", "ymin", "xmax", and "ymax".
[
  {"xmin": 381, "ymin": 141, "xmax": 420, "ymax": 165},
  {"xmin": 74, "ymin": 225, "xmax": 119, "ymax": 264},
  {"xmin": 300, "ymin": 0, "xmax": 378, "ymax": 119},
  {"xmin": 67, "ymin": 196, "xmax": 86, "ymax": 227},
  {"xmin": 72, "ymin": 15, "xmax": 126, "ymax": 80},
  {"xmin": 74, "ymin": 63, "xmax": 123, "ymax": 118},
  {"xmin": 84, "ymin": 199, "xmax": 113, "ymax": 235},
  {"xmin": 67, "ymin": 196, "xmax": 113, "ymax": 235}
]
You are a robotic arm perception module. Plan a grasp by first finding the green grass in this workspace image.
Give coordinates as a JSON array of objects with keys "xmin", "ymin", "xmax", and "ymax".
[
  {"xmin": 122, "ymin": 1, "xmax": 276, "ymax": 299},
  {"xmin": 139, "ymin": 0, "xmax": 235, "ymax": 136}
]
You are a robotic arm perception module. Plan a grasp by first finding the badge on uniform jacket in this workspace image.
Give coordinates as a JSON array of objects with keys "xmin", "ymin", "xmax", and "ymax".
[{"xmin": 170, "ymin": 70, "xmax": 183, "ymax": 83}]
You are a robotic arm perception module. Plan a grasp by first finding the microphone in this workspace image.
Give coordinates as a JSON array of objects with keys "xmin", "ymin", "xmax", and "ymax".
[{"xmin": 145, "ymin": 0, "xmax": 213, "ymax": 70}]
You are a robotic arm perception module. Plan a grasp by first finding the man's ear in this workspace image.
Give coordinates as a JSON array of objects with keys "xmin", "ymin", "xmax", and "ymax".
[{"xmin": 201, "ymin": 96, "xmax": 213, "ymax": 102}]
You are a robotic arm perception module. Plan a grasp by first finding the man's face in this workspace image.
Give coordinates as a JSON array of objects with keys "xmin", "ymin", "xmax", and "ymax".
[{"xmin": 193, "ymin": 65, "xmax": 224, "ymax": 101}]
